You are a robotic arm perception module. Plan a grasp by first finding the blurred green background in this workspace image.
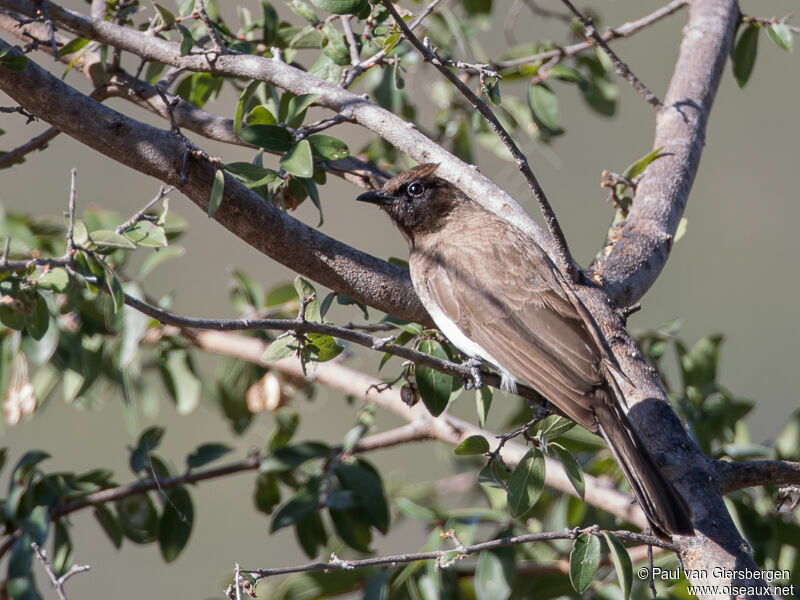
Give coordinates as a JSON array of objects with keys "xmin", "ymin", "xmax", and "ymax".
[{"xmin": 0, "ymin": 0, "xmax": 797, "ymax": 598}]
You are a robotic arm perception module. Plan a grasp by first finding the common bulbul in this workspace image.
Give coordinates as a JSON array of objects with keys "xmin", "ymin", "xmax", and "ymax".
[{"xmin": 357, "ymin": 163, "xmax": 693, "ymax": 538}]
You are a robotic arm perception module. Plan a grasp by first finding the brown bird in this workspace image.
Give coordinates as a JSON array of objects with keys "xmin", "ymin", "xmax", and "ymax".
[{"xmin": 357, "ymin": 163, "xmax": 693, "ymax": 538}]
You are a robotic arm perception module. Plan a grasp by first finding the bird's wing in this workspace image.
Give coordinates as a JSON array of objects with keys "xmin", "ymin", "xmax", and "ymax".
[{"xmin": 414, "ymin": 226, "xmax": 602, "ymax": 428}]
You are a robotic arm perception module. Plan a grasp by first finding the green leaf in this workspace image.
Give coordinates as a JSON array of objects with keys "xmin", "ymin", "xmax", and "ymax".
[
  {"xmin": 569, "ymin": 533, "xmax": 601, "ymax": 593},
  {"xmin": 602, "ymin": 532, "xmax": 632, "ymax": 599},
  {"xmin": 281, "ymin": 140, "xmax": 314, "ymax": 177},
  {"xmin": 153, "ymin": 3, "xmax": 175, "ymax": 26},
  {"xmin": 239, "ymin": 124, "xmax": 295, "ymax": 152},
  {"xmin": 185, "ymin": 443, "xmax": 233, "ymax": 469},
  {"xmin": 310, "ymin": 0, "xmax": 367, "ymax": 15},
  {"xmin": 60, "ymin": 37, "xmax": 89, "ymax": 55},
  {"xmin": 294, "ymin": 276, "xmax": 321, "ymax": 321},
  {"xmin": 548, "ymin": 442, "xmax": 584, "ymax": 499},
  {"xmin": 675, "ymin": 217, "xmax": 688, "ymax": 242},
  {"xmin": 286, "ymin": 93, "xmax": 320, "ymax": 127},
  {"xmin": 454, "ymin": 435, "xmax": 490, "ymax": 455},
  {"xmin": 300, "ymin": 177, "xmax": 324, "ymax": 226},
  {"xmin": 12, "ymin": 450, "xmax": 50, "ymax": 482},
  {"xmin": 767, "ymin": 23, "xmax": 793, "ymax": 51},
  {"xmin": 177, "ymin": 24, "xmax": 194, "ymax": 55},
  {"xmin": 103, "ymin": 263, "xmax": 125, "ymax": 314},
  {"xmin": 254, "ymin": 472, "xmax": 281, "ymax": 514},
  {"xmin": 295, "ymin": 511, "xmax": 328, "ymax": 558},
  {"xmin": 547, "ymin": 64, "xmax": 585, "ymax": 84},
  {"xmin": 25, "ymin": 292, "xmax": 49, "ymax": 341},
  {"xmin": 234, "ymin": 80, "xmax": 261, "ymax": 134},
  {"xmin": 732, "ymin": 23, "xmax": 759, "ymax": 87},
  {"xmin": 0, "ymin": 53, "xmax": 28, "ymax": 72},
  {"xmin": 476, "ymin": 386, "xmax": 492, "ymax": 428},
  {"xmin": 271, "ymin": 486, "xmax": 319, "ymax": 532},
  {"xmin": 263, "ymin": 336, "xmax": 297, "ymax": 362},
  {"xmin": 161, "ymin": 349, "xmax": 201, "ymax": 414},
  {"xmin": 506, "ymin": 447, "xmax": 545, "ymax": 518},
  {"xmin": 36, "ymin": 268, "xmax": 70, "ymax": 292},
  {"xmin": 88, "ymin": 229, "xmax": 137, "ymax": 250},
  {"xmin": 123, "ymin": 221, "xmax": 167, "ymax": 247},
  {"xmin": 260, "ymin": 441, "xmax": 331, "ymax": 473},
  {"xmin": 475, "ymin": 551, "xmax": 512, "ymax": 600},
  {"xmin": 534, "ymin": 414, "xmax": 575, "ymax": 440},
  {"xmin": 622, "ymin": 146, "xmax": 666, "ymax": 181},
  {"xmin": 329, "ymin": 506, "xmax": 372, "ymax": 551},
  {"xmin": 677, "ymin": 334, "xmax": 723, "ymax": 391},
  {"xmin": 158, "ymin": 486, "xmax": 194, "ymax": 562},
  {"xmin": 130, "ymin": 426, "xmax": 165, "ymax": 473},
  {"xmin": 335, "ymin": 459, "xmax": 390, "ymax": 534},
  {"xmin": 414, "ymin": 338, "xmax": 453, "ymax": 417},
  {"xmin": 307, "ymin": 134, "xmax": 349, "ymax": 160},
  {"xmin": 529, "ymin": 83, "xmax": 563, "ymax": 136},
  {"xmin": 51, "ymin": 521, "xmax": 72, "ymax": 577},
  {"xmin": 20, "ymin": 506, "xmax": 49, "ymax": 545},
  {"xmin": 93, "ymin": 505, "xmax": 123, "ymax": 548},
  {"xmin": 478, "ymin": 457, "xmax": 509, "ymax": 490},
  {"xmin": 116, "ymin": 494, "xmax": 158, "ymax": 544},
  {"xmin": 208, "ymin": 169, "xmax": 225, "ymax": 217},
  {"xmin": 306, "ymin": 333, "xmax": 343, "ymax": 362},
  {"xmin": 138, "ymin": 246, "xmax": 185, "ymax": 279},
  {"xmin": 262, "ymin": 1, "xmax": 279, "ymax": 45},
  {"xmin": 224, "ymin": 162, "xmax": 279, "ymax": 187}
]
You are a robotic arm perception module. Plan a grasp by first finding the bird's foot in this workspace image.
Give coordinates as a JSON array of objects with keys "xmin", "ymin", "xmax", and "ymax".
[{"xmin": 461, "ymin": 357, "xmax": 484, "ymax": 390}]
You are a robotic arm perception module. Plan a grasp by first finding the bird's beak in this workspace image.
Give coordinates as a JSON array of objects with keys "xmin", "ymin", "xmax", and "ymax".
[{"xmin": 356, "ymin": 189, "xmax": 394, "ymax": 206}]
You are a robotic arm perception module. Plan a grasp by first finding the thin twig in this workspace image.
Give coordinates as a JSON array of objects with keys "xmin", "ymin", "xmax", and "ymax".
[
  {"xmin": 65, "ymin": 168, "xmax": 77, "ymax": 257},
  {"xmin": 115, "ymin": 185, "xmax": 173, "ymax": 234},
  {"xmin": 32, "ymin": 0, "xmax": 58, "ymax": 58},
  {"xmin": 31, "ymin": 541, "xmax": 90, "ymax": 600},
  {"xmin": 194, "ymin": 0, "xmax": 225, "ymax": 54},
  {"xmin": 244, "ymin": 525, "xmax": 675, "ymax": 581},
  {"xmin": 742, "ymin": 15, "xmax": 800, "ymax": 34},
  {"xmin": 380, "ymin": 0, "xmax": 577, "ymax": 281},
  {"xmin": 495, "ymin": 0, "xmax": 688, "ymax": 69},
  {"xmin": 294, "ymin": 114, "xmax": 347, "ymax": 139},
  {"xmin": 121, "ymin": 292, "xmax": 550, "ymax": 408},
  {"xmin": 0, "ymin": 125, "xmax": 59, "ymax": 169},
  {"xmin": 340, "ymin": 15, "xmax": 360, "ymax": 66},
  {"xmin": 558, "ymin": 0, "xmax": 662, "ymax": 108},
  {"xmin": 343, "ymin": 0, "xmax": 445, "ymax": 87}
]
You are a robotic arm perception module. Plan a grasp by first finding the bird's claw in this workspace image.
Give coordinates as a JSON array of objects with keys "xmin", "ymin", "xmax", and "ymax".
[{"xmin": 462, "ymin": 357, "xmax": 484, "ymax": 390}]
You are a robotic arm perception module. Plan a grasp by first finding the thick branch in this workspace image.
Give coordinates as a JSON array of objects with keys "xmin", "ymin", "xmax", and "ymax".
[
  {"xmin": 0, "ymin": 37, "xmax": 428, "ymax": 323},
  {"xmin": 592, "ymin": 0, "xmax": 740, "ymax": 306},
  {"xmin": 0, "ymin": 0, "xmax": 553, "ymax": 253},
  {"xmin": 715, "ymin": 459, "xmax": 800, "ymax": 494}
]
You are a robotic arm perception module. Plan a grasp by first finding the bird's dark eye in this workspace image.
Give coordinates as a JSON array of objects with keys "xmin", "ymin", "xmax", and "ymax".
[{"xmin": 407, "ymin": 181, "xmax": 425, "ymax": 197}]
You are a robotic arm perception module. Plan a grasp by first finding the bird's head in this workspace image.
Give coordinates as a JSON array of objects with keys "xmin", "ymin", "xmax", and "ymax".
[{"xmin": 356, "ymin": 163, "xmax": 458, "ymax": 243}]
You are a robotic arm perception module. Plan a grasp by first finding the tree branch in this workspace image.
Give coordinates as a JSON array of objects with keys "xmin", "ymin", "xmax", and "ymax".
[
  {"xmin": 494, "ymin": 0, "xmax": 689, "ymax": 69},
  {"xmin": 0, "ymin": 0, "xmax": 553, "ymax": 253},
  {"xmin": 592, "ymin": 0, "xmax": 741, "ymax": 306},
  {"xmin": 715, "ymin": 459, "xmax": 800, "ymax": 494},
  {"xmin": 243, "ymin": 525, "xmax": 674, "ymax": 583}
]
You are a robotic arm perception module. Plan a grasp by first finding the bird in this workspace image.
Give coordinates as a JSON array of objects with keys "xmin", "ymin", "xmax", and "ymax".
[{"xmin": 357, "ymin": 163, "xmax": 693, "ymax": 539}]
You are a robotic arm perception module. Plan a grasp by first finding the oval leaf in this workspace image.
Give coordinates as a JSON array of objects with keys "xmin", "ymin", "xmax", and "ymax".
[
  {"xmin": 239, "ymin": 124, "xmax": 295, "ymax": 152},
  {"xmin": 158, "ymin": 486, "xmax": 194, "ymax": 562},
  {"xmin": 454, "ymin": 434, "xmax": 490, "ymax": 455},
  {"xmin": 732, "ymin": 24, "xmax": 759, "ymax": 88},
  {"xmin": 601, "ymin": 532, "xmax": 632, "ymax": 600},
  {"xmin": 767, "ymin": 23, "xmax": 793, "ymax": 51},
  {"xmin": 89, "ymin": 229, "xmax": 137, "ymax": 250},
  {"xmin": 185, "ymin": 443, "xmax": 233, "ymax": 469},
  {"xmin": 549, "ymin": 442, "xmax": 585, "ymax": 499},
  {"xmin": 506, "ymin": 447, "xmax": 545, "ymax": 518},
  {"xmin": 307, "ymin": 134, "xmax": 349, "ymax": 160},
  {"xmin": 280, "ymin": 139, "xmax": 314, "ymax": 177},
  {"xmin": 529, "ymin": 83, "xmax": 563, "ymax": 136},
  {"xmin": 310, "ymin": 0, "xmax": 368, "ymax": 15},
  {"xmin": 208, "ymin": 169, "xmax": 225, "ymax": 217},
  {"xmin": 414, "ymin": 338, "xmax": 454, "ymax": 417},
  {"xmin": 569, "ymin": 533, "xmax": 601, "ymax": 593}
]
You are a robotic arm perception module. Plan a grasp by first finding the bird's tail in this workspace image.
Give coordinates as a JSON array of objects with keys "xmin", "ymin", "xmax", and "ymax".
[{"xmin": 594, "ymin": 398, "xmax": 694, "ymax": 539}]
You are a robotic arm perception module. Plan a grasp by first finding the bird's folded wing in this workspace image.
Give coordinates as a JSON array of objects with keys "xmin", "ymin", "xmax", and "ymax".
[{"xmin": 418, "ymin": 233, "xmax": 603, "ymax": 427}]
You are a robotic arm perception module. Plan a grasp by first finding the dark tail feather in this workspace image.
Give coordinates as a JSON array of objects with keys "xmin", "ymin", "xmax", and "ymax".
[{"xmin": 594, "ymin": 400, "xmax": 694, "ymax": 539}]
